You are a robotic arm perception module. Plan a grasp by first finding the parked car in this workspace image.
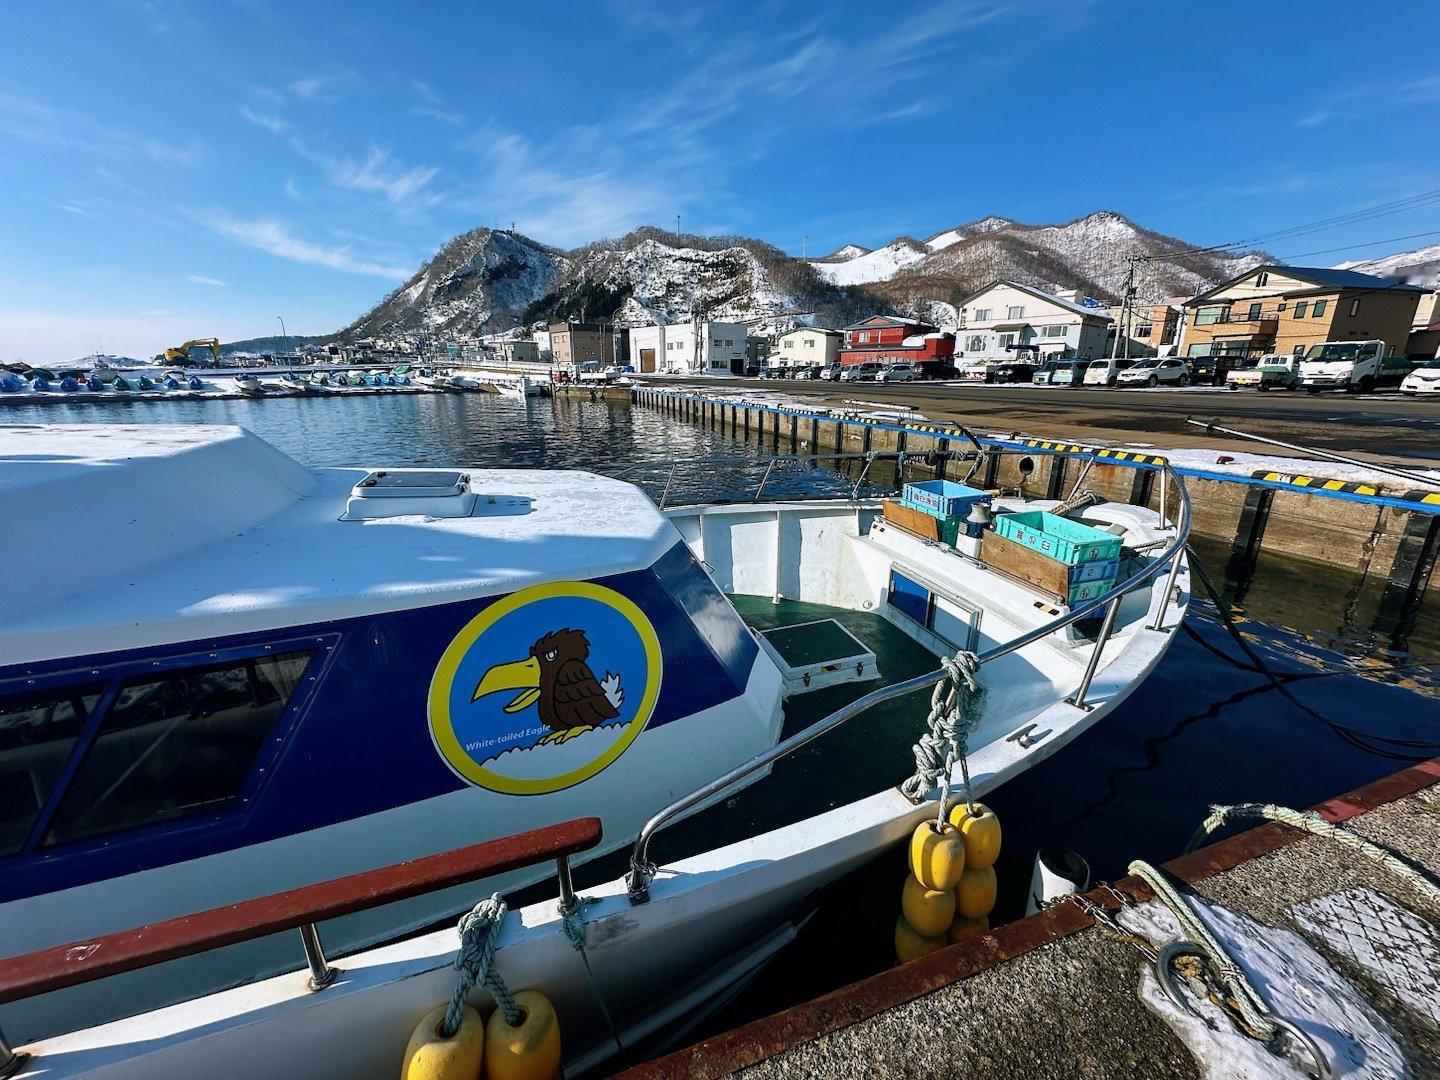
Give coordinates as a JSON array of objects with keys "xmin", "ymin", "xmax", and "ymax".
[
  {"xmin": 1186, "ymin": 354, "xmax": 1233, "ymax": 386},
  {"xmin": 984, "ymin": 361, "xmax": 1037, "ymax": 384},
  {"xmin": 1116, "ymin": 357, "xmax": 1190, "ymax": 387},
  {"xmin": 877, "ymin": 362, "xmax": 918, "ymax": 383},
  {"xmin": 744, "ymin": 362, "xmax": 766, "ymax": 377},
  {"xmin": 819, "ymin": 363, "xmax": 843, "ymax": 381},
  {"xmin": 792, "ymin": 365, "xmax": 820, "ymax": 380},
  {"xmin": 839, "ymin": 362, "xmax": 883, "ymax": 382},
  {"xmin": 1400, "ymin": 358, "xmax": 1440, "ymax": 396},
  {"xmin": 1226, "ymin": 353, "xmax": 1299, "ymax": 391},
  {"xmin": 1081, "ymin": 357, "xmax": 1136, "ymax": 386},
  {"xmin": 919, "ymin": 361, "xmax": 960, "ymax": 381},
  {"xmin": 1031, "ymin": 359, "xmax": 1084, "ymax": 386}
]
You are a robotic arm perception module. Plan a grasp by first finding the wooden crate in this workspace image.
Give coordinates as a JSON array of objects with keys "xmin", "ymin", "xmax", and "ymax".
[
  {"xmin": 883, "ymin": 499, "xmax": 959, "ymax": 544},
  {"xmin": 981, "ymin": 529, "xmax": 1073, "ymax": 599}
]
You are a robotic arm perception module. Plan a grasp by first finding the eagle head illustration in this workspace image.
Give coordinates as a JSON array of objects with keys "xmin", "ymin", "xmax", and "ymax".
[{"xmin": 472, "ymin": 627, "xmax": 623, "ymax": 745}]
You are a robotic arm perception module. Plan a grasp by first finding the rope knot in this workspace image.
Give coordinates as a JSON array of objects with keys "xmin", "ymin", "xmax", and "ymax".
[
  {"xmin": 900, "ymin": 650, "xmax": 985, "ymax": 807},
  {"xmin": 442, "ymin": 894, "xmax": 520, "ymax": 1037}
]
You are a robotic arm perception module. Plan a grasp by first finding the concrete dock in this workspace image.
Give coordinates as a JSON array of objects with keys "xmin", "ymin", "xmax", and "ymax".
[{"xmin": 622, "ymin": 758, "xmax": 1440, "ymax": 1078}]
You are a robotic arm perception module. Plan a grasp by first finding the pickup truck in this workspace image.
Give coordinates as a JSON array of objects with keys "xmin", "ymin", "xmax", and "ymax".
[
  {"xmin": 1296, "ymin": 340, "xmax": 1411, "ymax": 393},
  {"xmin": 1226, "ymin": 353, "xmax": 1299, "ymax": 391}
]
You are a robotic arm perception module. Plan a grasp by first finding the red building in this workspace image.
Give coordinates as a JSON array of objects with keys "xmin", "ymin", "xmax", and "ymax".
[{"xmin": 839, "ymin": 315, "xmax": 956, "ymax": 368}]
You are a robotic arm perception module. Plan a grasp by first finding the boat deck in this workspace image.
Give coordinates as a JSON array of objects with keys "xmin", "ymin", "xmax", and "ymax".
[
  {"xmin": 731, "ymin": 596, "xmax": 942, "ymax": 743},
  {"xmin": 620, "ymin": 758, "xmax": 1440, "ymax": 1079}
]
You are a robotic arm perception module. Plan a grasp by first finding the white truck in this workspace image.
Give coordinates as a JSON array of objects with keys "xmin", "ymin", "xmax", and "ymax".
[{"xmin": 1296, "ymin": 339, "xmax": 1412, "ymax": 394}]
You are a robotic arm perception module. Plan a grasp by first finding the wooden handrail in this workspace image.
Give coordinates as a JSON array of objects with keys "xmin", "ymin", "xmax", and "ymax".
[{"xmin": 0, "ymin": 817, "xmax": 602, "ymax": 1006}]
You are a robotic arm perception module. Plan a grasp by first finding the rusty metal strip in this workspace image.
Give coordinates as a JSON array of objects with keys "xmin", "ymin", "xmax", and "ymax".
[{"xmin": 618, "ymin": 758, "xmax": 1440, "ymax": 1080}]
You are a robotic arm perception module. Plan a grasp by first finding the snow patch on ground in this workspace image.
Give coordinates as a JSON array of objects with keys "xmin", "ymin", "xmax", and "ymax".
[{"xmin": 1119, "ymin": 896, "xmax": 1406, "ymax": 1078}]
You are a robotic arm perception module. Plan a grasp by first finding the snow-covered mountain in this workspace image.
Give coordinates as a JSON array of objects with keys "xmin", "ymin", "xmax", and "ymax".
[
  {"xmin": 1336, "ymin": 243, "xmax": 1440, "ymax": 288},
  {"xmin": 813, "ymin": 243, "xmax": 870, "ymax": 262},
  {"xmin": 346, "ymin": 228, "xmax": 566, "ymax": 338},
  {"xmin": 342, "ymin": 212, "xmax": 1268, "ymax": 340},
  {"xmin": 872, "ymin": 212, "xmax": 1265, "ymax": 309},
  {"xmin": 810, "ymin": 238, "xmax": 928, "ymax": 285},
  {"xmin": 344, "ymin": 226, "xmax": 874, "ymax": 338}
]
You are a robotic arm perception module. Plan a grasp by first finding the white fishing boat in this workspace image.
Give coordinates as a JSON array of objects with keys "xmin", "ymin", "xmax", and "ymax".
[
  {"xmin": 233, "ymin": 374, "xmax": 263, "ymax": 396},
  {"xmin": 0, "ymin": 426, "xmax": 1190, "ymax": 1079}
]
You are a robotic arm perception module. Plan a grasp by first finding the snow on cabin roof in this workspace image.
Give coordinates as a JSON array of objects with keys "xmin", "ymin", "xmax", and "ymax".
[{"xmin": 0, "ymin": 425, "xmax": 676, "ymax": 666}]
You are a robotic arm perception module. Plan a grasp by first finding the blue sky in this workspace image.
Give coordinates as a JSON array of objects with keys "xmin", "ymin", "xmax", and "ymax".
[{"xmin": 2, "ymin": 0, "xmax": 1438, "ymax": 363}]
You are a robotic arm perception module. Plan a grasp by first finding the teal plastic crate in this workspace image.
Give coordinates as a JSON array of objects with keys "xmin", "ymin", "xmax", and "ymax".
[
  {"xmin": 901, "ymin": 480, "xmax": 990, "ymax": 521},
  {"xmin": 994, "ymin": 510, "xmax": 1123, "ymax": 566}
]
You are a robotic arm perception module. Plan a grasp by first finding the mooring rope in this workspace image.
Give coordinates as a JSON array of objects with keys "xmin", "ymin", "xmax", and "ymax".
[
  {"xmin": 1185, "ymin": 802, "xmax": 1440, "ymax": 906},
  {"xmin": 442, "ymin": 894, "xmax": 520, "ymax": 1038},
  {"xmin": 900, "ymin": 650, "xmax": 984, "ymax": 816},
  {"xmin": 1126, "ymin": 859, "xmax": 1332, "ymax": 1079},
  {"xmin": 560, "ymin": 895, "xmax": 625, "ymax": 1055}
]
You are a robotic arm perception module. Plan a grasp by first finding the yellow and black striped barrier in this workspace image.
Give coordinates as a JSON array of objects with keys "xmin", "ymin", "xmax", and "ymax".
[
  {"xmin": 1019, "ymin": 438, "xmax": 1168, "ymax": 467},
  {"xmin": 1250, "ymin": 471, "xmax": 1382, "ymax": 497}
]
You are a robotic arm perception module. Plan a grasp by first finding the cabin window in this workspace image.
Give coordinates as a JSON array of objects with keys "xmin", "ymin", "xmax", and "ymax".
[
  {"xmin": 651, "ymin": 543, "xmax": 756, "ymax": 688},
  {"xmin": 43, "ymin": 652, "xmax": 311, "ymax": 847},
  {"xmin": 0, "ymin": 687, "xmax": 101, "ymax": 857},
  {"xmin": 888, "ymin": 570, "xmax": 931, "ymax": 626}
]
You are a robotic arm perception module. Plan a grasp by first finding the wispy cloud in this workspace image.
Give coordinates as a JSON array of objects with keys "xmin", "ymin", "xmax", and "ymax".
[
  {"xmin": 186, "ymin": 274, "xmax": 228, "ymax": 286},
  {"xmin": 408, "ymin": 81, "xmax": 464, "ymax": 126},
  {"xmin": 239, "ymin": 106, "xmax": 439, "ymax": 205},
  {"xmin": 193, "ymin": 211, "xmax": 410, "ymax": 278},
  {"xmin": 1296, "ymin": 70, "xmax": 1440, "ymax": 127},
  {"xmin": 0, "ymin": 91, "xmax": 204, "ymax": 168},
  {"xmin": 287, "ymin": 70, "xmax": 359, "ymax": 104}
]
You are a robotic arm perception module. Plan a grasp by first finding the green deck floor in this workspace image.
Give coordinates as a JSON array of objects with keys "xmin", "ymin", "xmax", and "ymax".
[{"xmin": 730, "ymin": 596, "xmax": 941, "ymax": 741}]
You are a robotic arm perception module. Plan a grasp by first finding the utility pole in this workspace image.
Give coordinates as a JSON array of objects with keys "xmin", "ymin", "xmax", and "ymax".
[
  {"xmin": 802, "ymin": 235, "xmax": 808, "ymax": 260},
  {"xmin": 277, "ymin": 316, "xmax": 288, "ymax": 367},
  {"xmin": 675, "ymin": 213, "xmax": 681, "ymax": 236}
]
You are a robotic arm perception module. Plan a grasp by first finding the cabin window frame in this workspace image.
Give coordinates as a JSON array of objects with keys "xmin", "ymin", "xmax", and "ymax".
[
  {"xmin": 886, "ymin": 568, "xmax": 981, "ymax": 651},
  {"xmin": 0, "ymin": 633, "xmax": 333, "ymax": 863}
]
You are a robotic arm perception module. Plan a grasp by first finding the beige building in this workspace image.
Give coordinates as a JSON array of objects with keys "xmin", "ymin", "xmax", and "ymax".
[
  {"xmin": 775, "ymin": 327, "xmax": 842, "ymax": 368},
  {"xmin": 548, "ymin": 321, "xmax": 614, "ymax": 368},
  {"xmin": 1180, "ymin": 265, "xmax": 1423, "ymax": 360}
]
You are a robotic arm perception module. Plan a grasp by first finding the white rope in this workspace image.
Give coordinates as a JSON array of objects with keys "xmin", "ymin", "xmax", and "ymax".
[
  {"xmin": 900, "ymin": 651, "xmax": 983, "ymax": 817},
  {"xmin": 1186, "ymin": 802, "xmax": 1440, "ymax": 907}
]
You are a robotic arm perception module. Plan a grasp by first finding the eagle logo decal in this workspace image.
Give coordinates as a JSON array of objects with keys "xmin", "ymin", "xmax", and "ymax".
[{"xmin": 428, "ymin": 581, "xmax": 662, "ymax": 795}]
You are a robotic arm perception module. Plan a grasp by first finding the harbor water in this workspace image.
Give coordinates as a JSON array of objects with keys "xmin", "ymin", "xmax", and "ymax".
[{"xmin": 8, "ymin": 393, "xmax": 1437, "ymax": 1042}]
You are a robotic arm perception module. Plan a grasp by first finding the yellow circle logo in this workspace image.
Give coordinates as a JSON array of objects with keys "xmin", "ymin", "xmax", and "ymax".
[{"xmin": 428, "ymin": 581, "xmax": 663, "ymax": 795}]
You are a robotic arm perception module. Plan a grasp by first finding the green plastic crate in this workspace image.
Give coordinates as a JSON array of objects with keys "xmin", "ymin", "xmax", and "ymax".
[
  {"xmin": 994, "ymin": 510, "xmax": 1123, "ymax": 566},
  {"xmin": 1067, "ymin": 576, "xmax": 1117, "ymax": 605}
]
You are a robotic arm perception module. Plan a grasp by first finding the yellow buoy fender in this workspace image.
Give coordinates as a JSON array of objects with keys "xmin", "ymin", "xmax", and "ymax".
[
  {"xmin": 948, "ymin": 802, "xmax": 1002, "ymax": 870},
  {"xmin": 894, "ymin": 915, "xmax": 946, "ymax": 964},
  {"xmin": 956, "ymin": 865, "xmax": 998, "ymax": 919},
  {"xmin": 947, "ymin": 914, "xmax": 990, "ymax": 945},
  {"xmin": 401, "ymin": 1003, "xmax": 484, "ymax": 1080},
  {"xmin": 901, "ymin": 874, "xmax": 956, "ymax": 937},
  {"xmin": 485, "ymin": 989, "xmax": 562, "ymax": 1080},
  {"xmin": 908, "ymin": 821, "xmax": 966, "ymax": 891}
]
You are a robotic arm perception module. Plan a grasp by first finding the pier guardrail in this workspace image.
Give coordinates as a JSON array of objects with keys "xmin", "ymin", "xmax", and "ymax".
[
  {"xmin": 623, "ymin": 446, "xmax": 1193, "ymax": 903},
  {"xmin": 0, "ymin": 818, "xmax": 602, "ymax": 1076}
]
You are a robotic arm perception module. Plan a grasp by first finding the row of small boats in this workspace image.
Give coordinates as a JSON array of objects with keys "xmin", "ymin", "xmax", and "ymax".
[{"xmin": 1, "ymin": 366, "xmax": 548, "ymax": 400}]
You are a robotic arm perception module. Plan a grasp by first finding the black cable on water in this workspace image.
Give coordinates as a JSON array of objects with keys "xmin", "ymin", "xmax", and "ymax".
[{"xmin": 1185, "ymin": 547, "xmax": 1440, "ymax": 758}]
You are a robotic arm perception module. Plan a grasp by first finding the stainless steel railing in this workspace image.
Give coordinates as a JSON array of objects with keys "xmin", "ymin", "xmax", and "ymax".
[{"xmin": 623, "ymin": 456, "xmax": 1191, "ymax": 903}]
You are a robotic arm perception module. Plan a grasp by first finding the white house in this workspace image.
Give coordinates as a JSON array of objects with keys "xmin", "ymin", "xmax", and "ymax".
[
  {"xmin": 775, "ymin": 327, "xmax": 842, "ymax": 368},
  {"xmin": 628, "ymin": 320, "xmax": 748, "ymax": 374},
  {"xmin": 954, "ymin": 280, "xmax": 1111, "ymax": 364}
]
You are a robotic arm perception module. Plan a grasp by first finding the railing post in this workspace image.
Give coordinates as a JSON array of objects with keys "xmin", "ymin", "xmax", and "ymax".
[
  {"xmin": 1159, "ymin": 467, "xmax": 1169, "ymax": 529},
  {"xmin": 298, "ymin": 923, "xmax": 337, "ymax": 991},
  {"xmin": 1068, "ymin": 594, "xmax": 1121, "ymax": 710},
  {"xmin": 1148, "ymin": 548, "xmax": 1185, "ymax": 633},
  {"xmin": 0, "ymin": 1024, "xmax": 30, "ymax": 1080},
  {"xmin": 753, "ymin": 458, "xmax": 778, "ymax": 503}
]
